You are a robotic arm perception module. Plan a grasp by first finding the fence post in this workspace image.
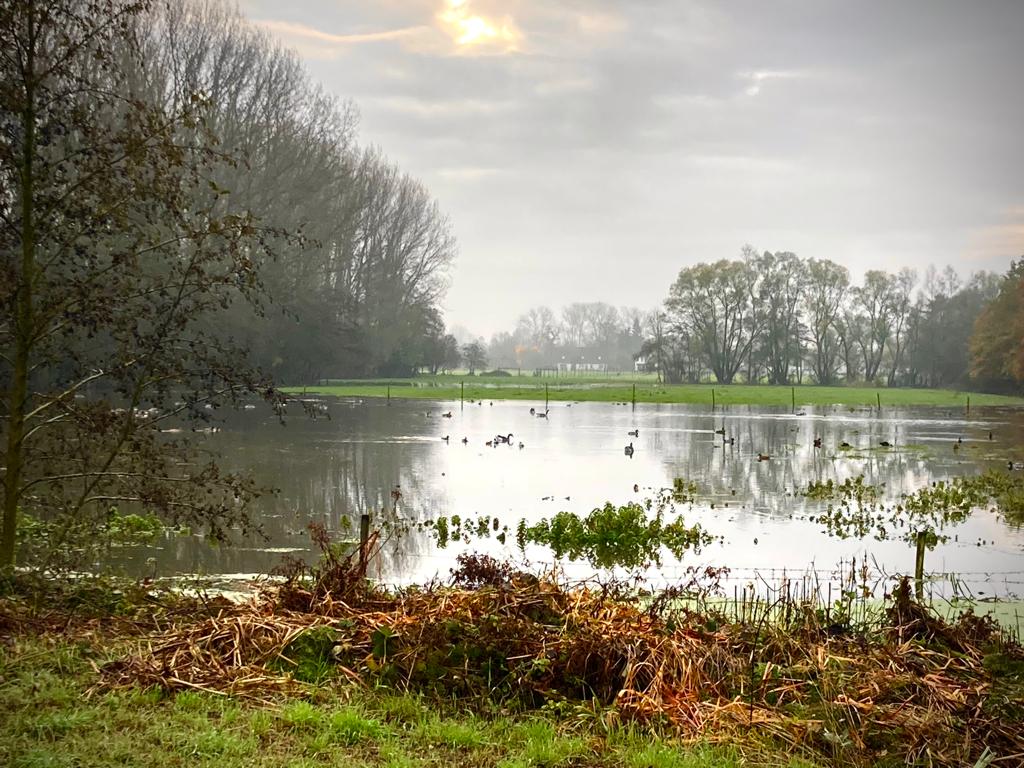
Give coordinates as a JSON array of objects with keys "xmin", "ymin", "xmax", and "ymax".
[{"xmin": 358, "ymin": 513, "xmax": 371, "ymax": 574}]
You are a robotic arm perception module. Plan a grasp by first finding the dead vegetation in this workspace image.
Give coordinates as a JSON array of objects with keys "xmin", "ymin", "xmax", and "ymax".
[{"xmin": 84, "ymin": 531, "xmax": 1024, "ymax": 767}]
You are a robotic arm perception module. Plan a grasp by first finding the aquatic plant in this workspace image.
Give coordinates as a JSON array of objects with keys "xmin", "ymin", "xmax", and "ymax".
[
  {"xmin": 515, "ymin": 499, "xmax": 711, "ymax": 570},
  {"xmin": 813, "ymin": 478, "xmax": 989, "ymax": 598}
]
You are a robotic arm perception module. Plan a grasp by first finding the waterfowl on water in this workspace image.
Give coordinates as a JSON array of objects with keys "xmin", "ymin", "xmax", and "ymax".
[
  {"xmin": 813, "ymin": 437, "xmax": 822, "ymax": 449},
  {"xmin": 461, "ymin": 437, "xmax": 469, "ymax": 444},
  {"xmin": 442, "ymin": 411, "xmax": 453, "ymax": 418},
  {"xmin": 840, "ymin": 441, "xmax": 852, "ymax": 449},
  {"xmin": 441, "ymin": 435, "xmax": 449, "ymax": 442},
  {"xmin": 628, "ymin": 429, "xmax": 639, "ymax": 437},
  {"xmin": 714, "ymin": 428, "xmax": 726, "ymax": 436},
  {"xmin": 757, "ymin": 453, "xmax": 771, "ymax": 462},
  {"xmin": 518, "ymin": 442, "xmax": 524, "ymax": 449},
  {"xmin": 536, "ymin": 411, "xmax": 548, "ymax": 418},
  {"xmin": 880, "ymin": 440, "xmax": 892, "ymax": 448},
  {"xmin": 624, "ymin": 442, "xmax": 634, "ymax": 457}
]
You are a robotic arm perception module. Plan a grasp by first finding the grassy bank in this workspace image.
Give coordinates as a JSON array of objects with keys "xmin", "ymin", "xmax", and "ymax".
[
  {"xmin": 288, "ymin": 376, "xmax": 1023, "ymax": 408},
  {"xmin": 1, "ymin": 636, "xmax": 773, "ymax": 768},
  {"xmin": 0, "ymin": 592, "xmax": 810, "ymax": 768},
  {"xmin": 3, "ymin": 561, "xmax": 1022, "ymax": 768}
]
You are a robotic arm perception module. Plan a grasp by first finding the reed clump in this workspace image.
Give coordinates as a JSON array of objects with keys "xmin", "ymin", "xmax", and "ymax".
[{"xmin": 98, "ymin": 542, "xmax": 1024, "ymax": 767}]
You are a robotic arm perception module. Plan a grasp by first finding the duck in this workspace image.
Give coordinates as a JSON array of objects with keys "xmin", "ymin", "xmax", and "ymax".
[
  {"xmin": 461, "ymin": 437, "xmax": 469, "ymax": 444},
  {"xmin": 880, "ymin": 440, "xmax": 892, "ymax": 448},
  {"xmin": 518, "ymin": 442, "xmax": 524, "ymax": 449},
  {"xmin": 714, "ymin": 428, "xmax": 726, "ymax": 436},
  {"xmin": 813, "ymin": 437, "xmax": 822, "ymax": 449},
  {"xmin": 442, "ymin": 411, "xmax": 453, "ymax": 418},
  {"xmin": 624, "ymin": 442, "xmax": 635, "ymax": 457},
  {"xmin": 757, "ymin": 453, "xmax": 771, "ymax": 462},
  {"xmin": 536, "ymin": 411, "xmax": 549, "ymax": 419},
  {"xmin": 628, "ymin": 429, "xmax": 639, "ymax": 437},
  {"xmin": 441, "ymin": 435, "xmax": 449, "ymax": 442},
  {"xmin": 840, "ymin": 441, "xmax": 852, "ymax": 449},
  {"xmin": 529, "ymin": 407, "xmax": 536, "ymax": 415}
]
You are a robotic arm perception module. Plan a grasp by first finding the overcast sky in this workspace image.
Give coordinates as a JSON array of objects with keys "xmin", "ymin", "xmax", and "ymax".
[{"xmin": 238, "ymin": 0, "xmax": 1024, "ymax": 338}]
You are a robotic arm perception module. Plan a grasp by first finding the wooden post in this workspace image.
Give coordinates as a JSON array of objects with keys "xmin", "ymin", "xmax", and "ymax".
[
  {"xmin": 791, "ymin": 387, "xmax": 796, "ymax": 413},
  {"xmin": 386, "ymin": 385, "xmax": 390, "ymax": 404},
  {"xmin": 914, "ymin": 532, "xmax": 927, "ymax": 601},
  {"xmin": 966, "ymin": 395, "xmax": 970, "ymax": 415},
  {"xmin": 359, "ymin": 513, "xmax": 371, "ymax": 573},
  {"xmin": 461, "ymin": 381, "xmax": 464, "ymax": 404},
  {"xmin": 632, "ymin": 383, "xmax": 636, "ymax": 407},
  {"xmin": 712, "ymin": 388, "xmax": 716, "ymax": 410},
  {"xmin": 876, "ymin": 392, "xmax": 881, "ymax": 410},
  {"xmin": 545, "ymin": 383, "xmax": 549, "ymax": 411}
]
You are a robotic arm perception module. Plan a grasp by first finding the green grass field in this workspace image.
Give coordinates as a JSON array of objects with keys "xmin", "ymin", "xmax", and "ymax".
[
  {"xmin": 288, "ymin": 374, "xmax": 1023, "ymax": 408},
  {"xmin": 0, "ymin": 634, "xmax": 817, "ymax": 768}
]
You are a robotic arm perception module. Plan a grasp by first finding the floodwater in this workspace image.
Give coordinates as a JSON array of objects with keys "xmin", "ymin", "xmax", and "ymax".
[{"xmin": 125, "ymin": 398, "xmax": 1024, "ymax": 598}]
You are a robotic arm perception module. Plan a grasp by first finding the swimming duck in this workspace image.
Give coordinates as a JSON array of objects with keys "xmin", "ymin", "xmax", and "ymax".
[
  {"xmin": 624, "ymin": 443, "xmax": 634, "ymax": 457},
  {"xmin": 628, "ymin": 429, "xmax": 639, "ymax": 437},
  {"xmin": 813, "ymin": 437, "xmax": 822, "ymax": 449},
  {"xmin": 757, "ymin": 453, "xmax": 771, "ymax": 462}
]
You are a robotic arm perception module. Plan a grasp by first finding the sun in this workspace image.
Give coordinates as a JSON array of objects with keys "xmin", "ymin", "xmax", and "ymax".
[{"xmin": 438, "ymin": 0, "xmax": 519, "ymax": 51}]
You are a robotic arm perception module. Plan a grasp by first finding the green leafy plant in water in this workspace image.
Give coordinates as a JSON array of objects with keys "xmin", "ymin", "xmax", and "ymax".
[
  {"xmin": 959, "ymin": 470, "xmax": 1024, "ymax": 525},
  {"xmin": 515, "ymin": 497, "xmax": 711, "ymax": 570},
  {"xmin": 802, "ymin": 475, "xmax": 881, "ymax": 505},
  {"xmin": 15, "ymin": 506, "xmax": 166, "ymax": 571},
  {"xmin": 813, "ymin": 477, "xmax": 989, "ymax": 598}
]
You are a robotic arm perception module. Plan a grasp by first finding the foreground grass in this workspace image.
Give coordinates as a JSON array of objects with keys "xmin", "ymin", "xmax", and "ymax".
[
  {"xmin": 288, "ymin": 378, "xmax": 1023, "ymax": 408},
  {"xmin": 0, "ymin": 634, "xmax": 818, "ymax": 768}
]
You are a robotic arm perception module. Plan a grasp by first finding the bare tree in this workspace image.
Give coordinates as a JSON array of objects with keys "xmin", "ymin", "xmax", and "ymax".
[
  {"xmin": 666, "ymin": 257, "xmax": 762, "ymax": 384},
  {"xmin": 804, "ymin": 258, "xmax": 850, "ymax": 385},
  {"xmin": 1, "ymin": 0, "xmax": 282, "ymax": 569}
]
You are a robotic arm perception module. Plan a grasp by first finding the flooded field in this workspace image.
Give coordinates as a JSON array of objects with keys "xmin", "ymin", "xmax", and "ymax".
[{"xmin": 122, "ymin": 398, "xmax": 1024, "ymax": 599}]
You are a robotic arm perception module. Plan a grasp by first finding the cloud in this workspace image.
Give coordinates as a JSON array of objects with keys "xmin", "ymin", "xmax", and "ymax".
[
  {"xmin": 740, "ymin": 69, "xmax": 809, "ymax": 96},
  {"xmin": 437, "ymin": 0, "xmax": 521, "ymax": 54},
  {"xmin": 968, "ymin": 205, "xmax": 1024, "ymax": 261},
  {"xmin": 251, "ymin": 19, "xmax": 430, "ymax": 59}
]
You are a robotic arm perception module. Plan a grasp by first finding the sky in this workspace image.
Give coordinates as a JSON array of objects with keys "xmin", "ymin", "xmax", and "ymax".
[{"xmin": 238, "ymin": 0, "xmax": 1024, "ymax": 339}]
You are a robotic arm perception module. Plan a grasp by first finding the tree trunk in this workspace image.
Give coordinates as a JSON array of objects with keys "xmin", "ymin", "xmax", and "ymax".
[{"xmin": 2, "ymin": 12, "xmax": 35, "ymax": 570}]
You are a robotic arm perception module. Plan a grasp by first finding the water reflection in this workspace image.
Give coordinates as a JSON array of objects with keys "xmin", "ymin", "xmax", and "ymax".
[{"xmin": 123, "ymin": 399, "xmax": 1024, "ymax": 595}]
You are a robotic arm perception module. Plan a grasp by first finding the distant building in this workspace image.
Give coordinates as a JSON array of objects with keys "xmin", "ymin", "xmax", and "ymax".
[
  {"xmin": 556, "ymin": 361, "xmax": 608, "ymax": 375},
  {"xmin": 634, "ymin": 355, "xmax": 654, "ymax": 373}
]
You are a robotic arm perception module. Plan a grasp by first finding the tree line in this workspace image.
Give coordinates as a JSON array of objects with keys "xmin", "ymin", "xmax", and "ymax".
[
  {"xmin": 649, "ymin": 248, "xmax": 1018, "ymax": 390},
  {"xmin": 0, "ymin": 0, "xmax": 455, "ymax": 569},
  {"xmin": 479, "ymin": 250, "xmax": 1023, "ymax": 394}
]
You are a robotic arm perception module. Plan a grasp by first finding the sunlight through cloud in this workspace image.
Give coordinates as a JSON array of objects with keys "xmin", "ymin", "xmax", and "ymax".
[{"xmin": 438, "ymin": 0, "xmax": 520, "ymax": 52}]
